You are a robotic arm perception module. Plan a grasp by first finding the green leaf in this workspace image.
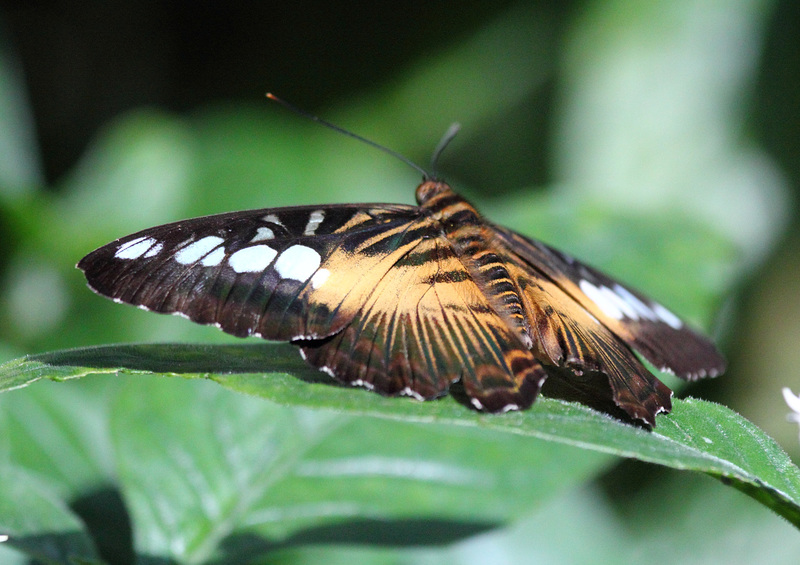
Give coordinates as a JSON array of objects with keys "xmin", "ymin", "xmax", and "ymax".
[
  {"xmin": 2, "ymin": 342, "xmax": 799, "ymax": 536},
  {"xmin": 269, "ymin": 475, "xmax": 800, "ymax": 565},
  {"xmin": 109, "ymin": 376, "xmax": 608, "ymax": 563},
  {"xmin": 0, "ymin": 378, "xmax": 115, "ymax": 499},
  {"xmin": 0, "ymin": 463, "xmax": 102, "ymax": 565}
]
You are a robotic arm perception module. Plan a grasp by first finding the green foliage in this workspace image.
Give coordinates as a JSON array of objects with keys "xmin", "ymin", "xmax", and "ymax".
[{"xmin": 2, "ymin": 342, "xmax": 800, "ymax": 563}]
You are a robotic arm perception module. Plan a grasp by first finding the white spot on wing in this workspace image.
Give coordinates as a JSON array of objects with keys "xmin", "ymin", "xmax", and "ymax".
[
  {"xmin": 470, "ymin": 398, "xmax": 484, "ymax": 410},
  {"xmin": 274, "ymin": 244, "xmax": 321, "ymax": 282},
  {"xmin": 0, "ymin": 534, "xmax": 7, "ymax": 542},
  {"xmin": 599, "ymin": 285, "xmax": 639, "ymax": 320},
  {"xmin": 652, "ymin": 303, "xmax": 683, "ymax": 329},
  {"xmin": 304, "ymin": 210, "xmax": 325, "ymax": 235},
  {"xmin": 579, "ymin": 279, "xmax": 624, "ymax": 320},
  {"xmin": 400, "ymin": 387, "xmax": 425, "ymax": 401},
  {"xmin": 581, "ymin": 279, "xmax": 682, "ymax": 329},
  {"xmin": 143, "ymin": 242, "xmax": 163, "ymax": 258},
  {"xmin": 174, "ymin": 236, "xmax": 225, "ymax": 265},
  {"xmin": 251, "ymin": 227, "xmax": 275, "ymax": 242},
  {"xmin": 309, "ymin": 268, "xmax": 331, "ymax": 289},
  {"xmin": 228, "ymin": 245, "xmax": 278, "ymax": 273},
  {"xmin": 612, "ymin": 284, "xmax": 658, "ymax": 321},
  {"xmin": 262, "ymin": 213, "xmax": 285, "ymax": 227},
  {"xmin": 115, "ymin": 236, "xmax": 159, "ymax": 260},
  {"xmin": 201, "ymin": 246, "xmax": 226, "ymax": 267},
  {"xmin": 352, "ymin": 378, "xmax": 375, "ymax": 391}
]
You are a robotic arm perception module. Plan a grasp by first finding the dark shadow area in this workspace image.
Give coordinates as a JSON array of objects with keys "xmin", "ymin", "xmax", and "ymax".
[
  {"xmin": 446, "ymin": 378, "xmax": 471, "ymax": 409},
  {"xmin": 596, "ymin": 457, "xmax": 669, "ymax": 511},
  {"xmin": 35, "ymin": 342, "xmax": 332, "ymax": 384},
  {"xmin": 9, "ymin": 517, "xmax": 496, "ymax": 564},
  {"xmin": 7, "ymin": 531, "xmax": 103, "ymax": 565},
  {"xmin": 219, "ymin": 518, "xmax": 498, "ymax": 562},
  {"xmin": 541, "ymin": 367, "xmax": 648, "ymax": 428},
  {"xmin": 70, "ymin": 486, "xmax": 134, "ymax": 565},
  {"xmin": 2, "ymin": 0, "xmax": 533, "ymax": 184},
  {"xmin": 593, "ymin": 457, "xmax": 677, "ymax": 535},
  {"xmin": 449, "ymin": 367, "xmax": 649, "ymax": 428}
]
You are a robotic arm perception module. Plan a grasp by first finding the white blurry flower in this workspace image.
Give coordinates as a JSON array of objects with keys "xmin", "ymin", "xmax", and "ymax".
[{"xmin": 782, "ymin": 388, "xmax": 800, "ymax": 442}]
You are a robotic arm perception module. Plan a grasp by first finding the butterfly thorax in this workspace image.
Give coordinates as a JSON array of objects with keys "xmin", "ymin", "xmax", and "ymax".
[
  {"xmin": 416, "ymin": 180, "xmax": 533, "ymax": 349},
  {"xmin": 416, "ymin": 180, "xmax": 481, "ymax": 224}
]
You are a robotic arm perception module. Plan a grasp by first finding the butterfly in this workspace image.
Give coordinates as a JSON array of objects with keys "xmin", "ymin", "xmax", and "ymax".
[{"xmin": 78, "ymin": 170, "xmax": 726, "ymax": 426}]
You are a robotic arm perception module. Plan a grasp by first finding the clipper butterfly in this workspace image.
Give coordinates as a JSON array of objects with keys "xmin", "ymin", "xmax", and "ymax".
[{"xmin": 78, "ymin": 133, "xmax": 725, "ymax": 427}]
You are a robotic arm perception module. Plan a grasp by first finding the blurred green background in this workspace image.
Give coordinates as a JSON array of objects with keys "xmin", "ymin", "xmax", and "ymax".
[{"xmin": 1, "ymin": 1, "xmax": 800, "ymax": 563}]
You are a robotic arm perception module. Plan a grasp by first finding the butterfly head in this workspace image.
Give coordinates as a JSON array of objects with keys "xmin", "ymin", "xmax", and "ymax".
[{"xmin": 415, "ymin": 180, "xmax": 454, "ymax": 206}]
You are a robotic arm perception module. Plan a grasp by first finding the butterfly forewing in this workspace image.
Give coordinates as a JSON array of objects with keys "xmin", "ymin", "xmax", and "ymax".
[{"xmin": 78, "ymin": 204, "xmax": 423, "ymax": 341}]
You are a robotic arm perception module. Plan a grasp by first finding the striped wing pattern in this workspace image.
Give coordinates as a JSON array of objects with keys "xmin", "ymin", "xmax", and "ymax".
[
  {"xmin": 299, "ymin": 234, "xmax": 544, "ymax": 411},
  {"xmin": 500, "ymin": 258, "xmax": 673, "ymax": 423},
  {"xmin": 79, "ymin": 204, "xmax": 425, "ymax": 341},
  {"xmin": 79, "ymin": 179, "xmax": 726, "ymax": 426},
  {"xmin": 493, "ymin": 226, "xmax": 726, "ymax": 380}
]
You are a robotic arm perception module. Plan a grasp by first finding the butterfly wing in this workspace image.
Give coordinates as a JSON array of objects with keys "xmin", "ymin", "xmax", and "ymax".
[
  {"xmin": 79, "ymin": 204, "xmax": 426, "ymax": 341},
  {"xmin": 299, "ymin": 233, "xmax": 545, "ymax": 411},
  {"xmin": 79, "ymin": 204, "xmax": 545, "ymax": 410},
  {"xmin": 500, "ymin": 261, "xmax": 673, "ymax": 425},
  {"xmin": 493, "ymin": 226, "xmax": 726, "ymax": 380}
]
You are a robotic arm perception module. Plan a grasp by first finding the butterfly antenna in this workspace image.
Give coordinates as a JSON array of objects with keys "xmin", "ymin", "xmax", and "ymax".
[
  {"xmin": 430, "ymin": 122, "xmax": 460, "ymax": 179},
  {"xmin": 266, "ymin": 93, "xmax": 431, "ymax": 179}
]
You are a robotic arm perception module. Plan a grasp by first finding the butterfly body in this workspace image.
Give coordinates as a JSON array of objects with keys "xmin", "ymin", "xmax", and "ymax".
[{"xmin": 79, "ymin": 180, "xmax": 725, "ymax": 425}]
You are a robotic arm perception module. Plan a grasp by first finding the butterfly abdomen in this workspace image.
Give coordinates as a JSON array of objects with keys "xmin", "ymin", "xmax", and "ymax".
[{"xmin": 416, "ymin": 182, "xmax": 534, "ymax": 349}]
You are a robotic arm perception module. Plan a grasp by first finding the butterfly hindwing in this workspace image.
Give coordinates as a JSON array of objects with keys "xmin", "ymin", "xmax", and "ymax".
[
  {"xmin": 298, "ymin": 233, "xmax": 546, "ymax": 410},
  {"xmin": 502, "ymin": 262, "xmax": 672, "ymax": 424},
  {"xmin": 493, "ymin": 225, "xmax": 726, "ymax": 380}
]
